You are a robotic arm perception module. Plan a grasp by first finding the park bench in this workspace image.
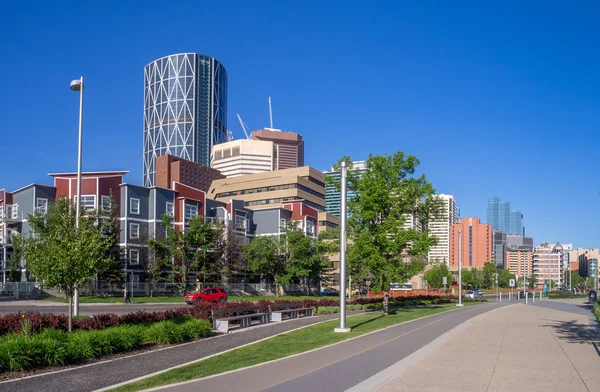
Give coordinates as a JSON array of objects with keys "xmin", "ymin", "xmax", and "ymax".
[
  {"xmin": 211, "ymin": 306, "xmax": 269, "ymax": 333},
  {"xmin": 268, "ymin": 302, "xmax": 314, "ymax": 322}
]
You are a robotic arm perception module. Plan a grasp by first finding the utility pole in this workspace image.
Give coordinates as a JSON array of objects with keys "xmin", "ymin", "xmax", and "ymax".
[
  {"xmin": 457, "ymin": 229, "xmax": 463, "ymax": 307},
  {"xmin": 335, "ymin": 162, "xmax": 350, "ymax": 332}
]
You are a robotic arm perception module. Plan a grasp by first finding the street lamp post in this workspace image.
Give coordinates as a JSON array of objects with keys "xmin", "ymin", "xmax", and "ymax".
[
  {"xmin": 335, "ymin": 162, "xmax": 351, "ymax": 332},
  {"xmin": 457, "ymin": 229, "xmax": 463, "ymax": 307},
  {"xmin": 70, "ymin": 77, "xmax": 84, "ymax": 317}
]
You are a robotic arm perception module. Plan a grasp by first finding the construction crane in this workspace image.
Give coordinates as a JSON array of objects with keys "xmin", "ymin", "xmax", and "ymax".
[{"xmin": 236, "ymin": 114, "xmax": 251, "ymax": 140}]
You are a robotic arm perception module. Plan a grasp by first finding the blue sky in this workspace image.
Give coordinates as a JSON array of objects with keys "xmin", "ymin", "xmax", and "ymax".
[{"xmin": 1, "ymin": 1, "xmax": 599, "ymax": 248}]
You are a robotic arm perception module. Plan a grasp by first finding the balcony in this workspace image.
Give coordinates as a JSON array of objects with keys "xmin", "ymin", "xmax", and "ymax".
[{"xmin": 1, "ymin": 205, "xmax": 20, "ymax": 222}]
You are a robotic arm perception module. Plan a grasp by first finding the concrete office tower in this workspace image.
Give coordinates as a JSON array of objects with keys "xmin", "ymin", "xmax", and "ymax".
[
  {"xmin": 493, "ymin": 231, "xmax": 507, "ymax": 269},
  {"xmin": 323, "ymin": 161, "xmax": 368, "ymax": 217},
  {"xmin": 143, "ymin": 53, "xmax": 228, "ymax": 186},
  {"xmin": 211, "ymin": 139, "xmax": 278, "ymax": 177},
  {"xmin": 449, "ymin": 218, "xmax": 493, "ymax": 270},
  {"xmin": 252, "ymin": 129, "xmax": 304, "ymax": 169},
  {"xmin": 427, "ymin": 194, "xmax": 459, "ymax": 264}
]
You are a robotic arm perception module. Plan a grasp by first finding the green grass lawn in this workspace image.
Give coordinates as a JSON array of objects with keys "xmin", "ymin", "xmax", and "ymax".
[
  {"xmin": 43, "ymin": 295, "xmax": 323, "ymax": 304},
  {"xmin": 111, "ymin": 303, "xmax": 473, "ymax": 392}
]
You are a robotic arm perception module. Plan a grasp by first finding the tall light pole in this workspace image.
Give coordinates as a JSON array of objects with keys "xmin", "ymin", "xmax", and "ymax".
[
  {"xmin": 457, "ymin": 229, "xmax": 463, "ymax": 307},
  {"xmin": 70, "ymin": 77, "xmax": 84, "ymax": 317},
  {"xmin": 335, "ymin": 162, "xmax": 351, "ymax": 332}
]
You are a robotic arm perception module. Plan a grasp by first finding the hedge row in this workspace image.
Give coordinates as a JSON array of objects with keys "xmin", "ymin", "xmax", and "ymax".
[{"xmin": 0, "ymin": 317, "xmax": 212, "ymax": 372}]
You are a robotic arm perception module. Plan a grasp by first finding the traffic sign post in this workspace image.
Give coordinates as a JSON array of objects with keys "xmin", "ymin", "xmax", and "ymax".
[{"xmin": 442, "ymin": 276, "xmax": 447, "ymax": 296}]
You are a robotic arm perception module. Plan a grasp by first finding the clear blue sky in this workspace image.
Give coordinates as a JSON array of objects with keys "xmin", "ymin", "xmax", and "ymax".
[{"xmin": 1, "ymin": 1, "xmax": 599, "ymax": 248}]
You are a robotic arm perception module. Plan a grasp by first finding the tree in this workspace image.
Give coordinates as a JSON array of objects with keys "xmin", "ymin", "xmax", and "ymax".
[
  {"xmin": 423, "ymin": 263, "xmax": 452, "ymax": 289},
  {"xmin": 151, "ymin": 214, "xmax": 216, "ymax": 293},
  {"xmin": 482, "ymin": 262, "xmax": 497, "ymax": 289},
  {"xmin": 207, "ymin": 222, "xmax": 247, "ymax": 283},
  {"xmin": 528, "ymin": 273, "xmax": 538, "ymax": 289},
  {"xmin": 570, "ymin": 272, "xmax": 585, "ymax": 288},
  {"xmin": 95, "ymin": 193, "xmax": 124, "ymax": 290},
  {"xmin": 244, "ymin": 235, "xmax": 287, "ymax": 295},
  {"xmin": 14, "ymin": 197, "xmax": 111, "ymax": 331},
  {"xmin": 462, "ymin": 268, "xmax": 483, "ymax": 288},
  {"xmin": 497, "ymin": 269, "xmax": 515, "ymax": 288},
  {"xmin": 584, "ymin": 277, "xmax": 594, "ymax": 289},
  {"xmin": 335, "ymin": 152, "xmax": 442, "ymax": 292}
]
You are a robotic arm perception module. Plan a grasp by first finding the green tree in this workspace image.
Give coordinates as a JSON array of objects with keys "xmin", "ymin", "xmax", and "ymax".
[
  {"xmin": 95, "ymin": 193, "xmax": 124, "ymax": 289},
  {"xmin": 151, "ymin": 214, "xmax": 216, "ymax": 293},
  {"xmin": 423, "ymin": 263, "xmax": 453, "ymax": 289},
  {"xmin": 497, "ymin": 269, "xmax": 515, "ymax": 288},
  {"xmin": 570, "ymin": 272, "xmax": 585, "ymax": 288},
  {"xmin": 528, "ymin": 273, "xmax": 538, "ymax": 289},
  {"xmin": 462, "ymin": 268, "xmax": 483, "ymax": 288},
  {"xmin": 482, "ymin": 262, "xmax": 497, "ymax": 289},
  {"xmin": 14, "ymin": 197, "xmax": 111, "ymax": 331},
  {"xmin": 584, "ymin": 277, "xmax": 594, "ymax": 289},
  {"xmin": 207, "ymin": 222, "xmax": 246, "ymax": 283},
  {"xmin": 334, "ymin": 152, "xmax": 442, "ymax": 292},
  {"xmin": 244, "ymin": 235, "xmax": 287, "ymax": 295}
]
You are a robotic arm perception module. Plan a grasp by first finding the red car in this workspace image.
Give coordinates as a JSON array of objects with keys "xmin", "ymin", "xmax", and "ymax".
[{"xmin": 185, "ymin": 288, "xmax": 227, "ymax": 305}]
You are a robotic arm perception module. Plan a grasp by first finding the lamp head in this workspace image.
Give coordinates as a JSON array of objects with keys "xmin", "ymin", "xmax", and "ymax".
[{"xmin": 70, "ymin": 79, "xmax": 82, "ymax": 91}]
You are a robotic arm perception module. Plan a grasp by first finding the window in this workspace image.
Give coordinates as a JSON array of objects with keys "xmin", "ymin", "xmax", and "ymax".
[
  {"xmin": 306, "ymin": 219, "xmax": 315, "ymax": 236},
  {"xmin": 131, "ymin": 274, "xmax": 139, "ymax": 289},
  {"xmin": 36, "ymin": 198, "xmax": 48, "ymax": 214},
  {"xmin": 130, "ymin": 198, "xmax": 140, "ymax": 215},
  {"xmin": 280, "ymin": 218, "xmax": 287, "ymax": 230},
  {"xmin": 75, "ymin": 195, "xmax": 96, "ymax": 210},
  {"xmin": 130, "ymin": 248, "xmax": 140, "ymax": 265},
  {"xmin": 130, "ymin": 223, "xmax": 140, "ymax": 239},
  {"xmin": 184, "ymin": 204, "xmax": 198, "ymax": 220},
  {"xmin": 166, "ymin": 202, "xmax": 174, "ymax": 217},
  {"xmin": 101, "ymin": 196, "xmax": 111, "ymax": 212},
  {"xmin": 235, "ymin": 215, "xmax": 247, "ymax": 230}
]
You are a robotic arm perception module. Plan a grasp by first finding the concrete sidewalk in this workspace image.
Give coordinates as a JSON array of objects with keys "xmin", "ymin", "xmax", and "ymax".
[{"xmin": 373, "ymin": 299, "xmax": 600, "ymax": 392}]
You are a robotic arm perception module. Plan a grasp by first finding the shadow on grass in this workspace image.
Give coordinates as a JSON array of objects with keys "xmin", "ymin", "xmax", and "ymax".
[{"xmin": 348, "ymin": 305, "xmax": 447, "ymax": 330}]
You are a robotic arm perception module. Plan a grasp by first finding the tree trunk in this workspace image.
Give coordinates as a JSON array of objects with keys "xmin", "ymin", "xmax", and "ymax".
[{"xmin": 68, "ymin": 295, "xmax": 73, "ymax": 332}]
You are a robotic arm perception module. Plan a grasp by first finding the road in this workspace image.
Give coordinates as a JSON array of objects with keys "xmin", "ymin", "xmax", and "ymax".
[
  {"xmin": 0, "ymin": 301, "xmax": 186, "ymax": 315},
  {"xmin": 157, "ymin": 302, "xmax": 511, "ymax": 392}
]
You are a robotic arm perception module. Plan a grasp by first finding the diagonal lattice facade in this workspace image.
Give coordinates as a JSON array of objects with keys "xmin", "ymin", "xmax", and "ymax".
[{"xmin": 143, "ymin": 53, "xmax": 227, "ymax": 187}]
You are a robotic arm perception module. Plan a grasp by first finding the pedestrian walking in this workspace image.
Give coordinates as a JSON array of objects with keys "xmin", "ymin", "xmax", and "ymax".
[{"xmin": 124, "ymin": 287, "xmax": 131, "ymax": 304}]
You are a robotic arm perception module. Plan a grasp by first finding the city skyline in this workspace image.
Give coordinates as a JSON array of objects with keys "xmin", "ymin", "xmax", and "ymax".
[{"xmin": 2, "ymin": 2, "xmax": 599, "ymax": 248}]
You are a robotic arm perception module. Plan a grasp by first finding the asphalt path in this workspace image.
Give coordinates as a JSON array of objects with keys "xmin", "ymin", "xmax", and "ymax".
[
  {"xmin": 160, "ymin": 302, "xmax": 513, "ymax": 392},
  {"xmin": 0, "ymin": 301, "xmax": 186, "ymax": 316}
]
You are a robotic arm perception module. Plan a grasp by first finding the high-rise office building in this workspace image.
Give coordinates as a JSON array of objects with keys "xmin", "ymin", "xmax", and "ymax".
[
  {"xmin": 143, "ymin": 53, "xmax": 228, "ymax": 187},
  {"xmin": 449, "ymin": 218, "xmax": 493, "ymax": 270},
  {"xmin": 211, "ymin": 139, "xmax": 278, "ymax": 177},
  {"xmin": 252, "ymin": 129, "xmax": 304, "ymax": 169},
  {"xmin": 486, "ymin": 197, "xmax": 524, "ymax": 235},
  {"xmin": 492, "ymin": 231, "xmax": 507, "ymax": 269},
  {"xmin": 428, "ymin": 194, "xmax": 459, "ymax": 264},
  {"xmin": 323, "ymin": 161, "xmax": 367, "ymax": 217}
]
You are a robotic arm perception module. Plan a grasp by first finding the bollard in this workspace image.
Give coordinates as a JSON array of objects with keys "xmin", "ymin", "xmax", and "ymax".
[
  {"xmin": 532, "ymin": 292, "xmax": 535, "ymax": 302},
  {"xmin": 499, "ymin": 292, "xmax": 502, "ymax": 302},
  {"xmin": 539, "ymin": 291, "xmax": 542, "ymax": 301},
  {"xmin": 525, "ymin": 292, "xmax": 528, "ymax": 304}
]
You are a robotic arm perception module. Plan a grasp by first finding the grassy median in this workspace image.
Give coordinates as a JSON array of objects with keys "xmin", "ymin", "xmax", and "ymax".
[{"xmin": 111, "ymin": 303, "xmax": 476, "ymax": 392}]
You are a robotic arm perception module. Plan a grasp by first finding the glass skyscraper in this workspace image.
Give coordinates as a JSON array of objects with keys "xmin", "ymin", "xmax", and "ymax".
[
  {"xmin": 487, "ymin": 197, "xmax": 524, "ymax": 235},
  {"xmin": 324, "ymin": 161, "xmax": 367, "ymax": 216},
  {"xmin": 143, "ymin": 53, "xmax": 228, "ymax": 187}
]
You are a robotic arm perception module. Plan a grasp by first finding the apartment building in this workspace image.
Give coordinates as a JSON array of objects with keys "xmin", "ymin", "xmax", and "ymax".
[
  {"xmin": 533, "ymin": 242, "xmax": 564, "ymax": 288},
  {"xmin": 208, "ymin": 166, "xmax": 326, "ymax": 212},
  {"xmin": 449, "ymin": 217, "xmax": 493, "ymax": 270},
  {"xmin": 427, "ymin": 194, "xmax": 459, "ymax": 264},
  {"xmin": 211, "ymin": 139, "xmax": 277, "ymax": 177},
  {"xmin": 505, "ymin": 247, "xmax": 533, "ymax": 278}
]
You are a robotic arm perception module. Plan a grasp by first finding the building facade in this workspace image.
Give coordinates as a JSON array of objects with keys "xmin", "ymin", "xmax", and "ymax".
[
  {"xmin": 251, "ymin": 129, "xmax": 304, "ymax": 169},
  {"xmin": 323, "ymin": 161, "xmax": 368, "ymax": 217},
  {"xmin": 449, "ymin": 217, "xmax": 493, "ymax": 270},
  {"xmin": 505, "ymin": 248, "xmax": 533, "ymax": 279},
  {"xmin": 492, "ymin": 231, "xmax": 507, "ymax": 269},
  {"xmin": 208, "ymin": 166, "xmax": 326, "ymax": 212},
  {"xmin": 143, "ymin": 53, "xmax": 228, "ymax": 187},
  {"xmin": 155, "ymin": 154, "xmax": 224, "ymax": 193},
  {"xmin": 575, "ymin": 249, "xmax": 600, "ymax": 279},
  {"xmin": 532, "ymin": 242, "xmax": 564, "ymax": 288},
  {"xmin": 211, "ymin": 139, "xmax": 277, "ymax": 177},
  {"xmin": 428, "ymin": 194, "xmax": 459, "ymax": 264},
  {"xmin": 486, "ymin": 197, "xmax": 524, "ymax": 235}
]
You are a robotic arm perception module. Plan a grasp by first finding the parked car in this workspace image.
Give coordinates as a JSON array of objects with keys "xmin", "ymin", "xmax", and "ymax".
[
  {"xmin": 185, "ymin": 288, "xmax": 227, "ymax": 305},
  {"xmin": 465, "ymin": 290, "xmax": 483, "ymax": 299},
  {"xmin": 320, "ymin": 288, "xmax": 339, "ymax": 296}
]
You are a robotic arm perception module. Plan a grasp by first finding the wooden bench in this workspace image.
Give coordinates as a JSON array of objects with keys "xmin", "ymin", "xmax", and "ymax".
[
  {"xmin": 268, "ymin": 302, "xmax": 314, "ymax": 322},
  {"xmin": 211, "ymin": 306, "xmax": 269, "ymax": 333}
]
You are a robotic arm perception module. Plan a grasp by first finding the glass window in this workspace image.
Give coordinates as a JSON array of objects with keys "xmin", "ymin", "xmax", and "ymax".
[
  {"xmin": 235, "ymin": 215, "xmax": 246, "ymax": 229},
  {"xmin": 130, "ymin": 223, "xmax": 140, "ymax": 239},
  {"xmin": 75, "ymin": 195, "xmax": 96, "ymax": 210},
  {"xmin": 130, "ymin": 248, "xmax": 140, "ymax": 265},
  {"xmin": 130, "ymin": 198, "xmax": 140, "ymax": 215},
  {"xmin": 36, "ymin": 198, "xmax": 48, "ymax": 214},
  {"xmin": 306, "ymin": 219, "xmax": 315, "ymax": 235},
  {"xmin": 131, "ymin": 274, "xmax": 140, "ymax": 289},
  {"xmin": 184, "ymin": 204, "xmax": 198, "ymax": 220},
  {"xmin": 166, "ymin": 202, "xmax": 174, "ymax": 217},
  {"xmin": 101, "ymin": 196, "xmax": 111, "ymax": 212}
]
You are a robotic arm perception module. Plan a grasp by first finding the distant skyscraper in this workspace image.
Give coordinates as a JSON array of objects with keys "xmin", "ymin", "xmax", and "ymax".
[
  {"xmin": 143, "ymin": 53, "xmax": 228, "ymax": 187},
  {"xmin": 449, "ymin": 218, "xmax": 493, "ymax": 269},
  {"xmin": 486, "ymin": 197, "xmax": 524, "ymax": 235},
  {"xmin": 428, "ymin": 194, "xmax": 459, "ymax": 264},
  {"xmin": 323, "ymin": 161, "xmax": 367, "ymax": 216},
  {"xmin": 252, "ymin": 129, "xmax": 304, "ymax": 170}
]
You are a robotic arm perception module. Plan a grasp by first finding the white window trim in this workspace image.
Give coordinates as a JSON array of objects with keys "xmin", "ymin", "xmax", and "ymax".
[
  {"xmin": 101, "ymin": 195, "xmax": 111, "ymax": 212},
  {"xmin": 130, "ymin": 223, "xmax": 140, "ymax": 239},
  {"xmin": 130, "ymin": 198, "xmax": 140, "ymax": 215},
  {"xmin": 184, "ymin": 204, "xmax": 198, "ymax": 220},
  {"xmin": 166, "ymin": 202, "xmax": 174, "ymax": 217},
  {"xmin": 130, "ymin": 248, "xmax": 140, "ymax": 265},
  {"xmin": 75, "ymin": 195, "xmax": 96, "ymax": 210}
]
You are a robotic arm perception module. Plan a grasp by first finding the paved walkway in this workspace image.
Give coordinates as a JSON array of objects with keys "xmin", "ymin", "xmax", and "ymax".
[{"xmin": 368, "ymin": 298, "xmax": 600, "ymax": 392}]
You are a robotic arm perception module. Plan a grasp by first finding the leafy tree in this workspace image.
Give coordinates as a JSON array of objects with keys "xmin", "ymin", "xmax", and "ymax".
[
  {"xmin": 151, "ymin": 214, "xmax": 216, "ymax": 293},
  {"xmin": 244, "ymin": 235, "xmax": 287, "ymax": 295},
  {"xmin": 95, "ymin": 193, "xmax": 124, "ymax": 289},
  {"xmin": 423, "ymin": 263, "xmax": 453, "ymax": 289},
  {"xmin": 528, "ymin": 273, "xmax": 538, "ymax": 289},
  {"xmin": 497, "ymin": 269, "xmax": 515, "ymax": 288},
  {"xmin": 570, "ymin": 272, "xmax": 585, "ymax": 288},
  {"xmin": 14, "ymin": 197, "xmax": 111, "ymax": 331},
  {"xmin": 482, "ymin": 262, "xmax": 497, "ymax": 289},
  {"xmin": 207, "ymin": 222, "xmax": 247, "ymax": 283},
  {"xmin": 334, "ymin": 152, "xmax": 442, "ymax": 292},
  {"xmin": 584, "ymin": 277, "xmax": 595, "ymax": 289},
  {"xmin": 461, "ymin": 267, "xmax": 483, "ymax": 288}
]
